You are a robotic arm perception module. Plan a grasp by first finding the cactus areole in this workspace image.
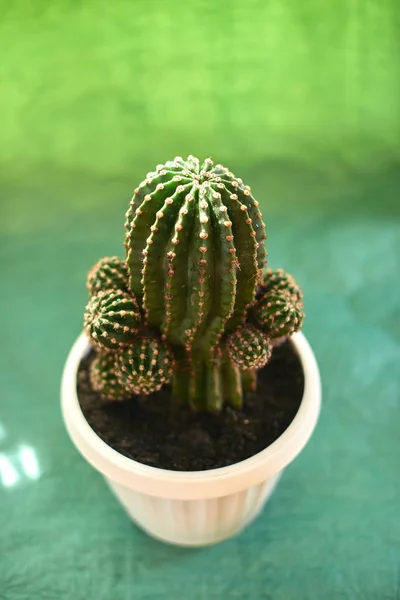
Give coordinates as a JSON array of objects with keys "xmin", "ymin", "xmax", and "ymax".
[{"xmin": 83, "ymin": 156, "xmax": 304, "ymax": 412}]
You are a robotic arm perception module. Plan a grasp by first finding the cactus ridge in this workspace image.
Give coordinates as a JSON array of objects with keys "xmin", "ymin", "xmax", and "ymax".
[
  {"xmin": 211, "ymin": 163, "xmax": 267, "ymax": 271},
  {"xmin": 86, "ymin": 256, "xmax": 129, "ymax": 296},
  {"xmin": 142, "ymin": 182, "xmax": 194, "ymax": 329},
  {"xmin": 217, "ymin": 185, "xmax": 258, "ymax": 332},
  {"xmin": 115, "ymin": 336, "xmax": 174, "ymax": 395},
  {"xmin": 84, "ymin": 289, "xmax": 141, "ymax": 350}
]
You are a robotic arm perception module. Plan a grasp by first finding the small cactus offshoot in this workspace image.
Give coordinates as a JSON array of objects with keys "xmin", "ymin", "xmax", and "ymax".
[
  {"xmin": 258, "ymin": 268, "xmax": 303, "ymax": 302},
  {"xmin": 227, "ymin": 324, "xmax": 272, "ymax": 370},
  {"xmin": 84, "ymin": 289, "xmax": 141, "ymax": 350},
  {"xmin": 252, "ymin": 291, "xmax": 304, "ymax": 338},
  {"xmin": 83, "ymin": 156, "xmax": 304, "ymax": 411},
  {"xmin": 87, "ymin": 256, "xmax": 129, "ymax": 296},
  {"xmin": 251, "ymin": 269, "xmax": 304, "ymax": 339},
  {"xmin": 115, "ymin": 336, "xmax": 173, "ymax": 395},
  {"xmin": 90, "ymin": 352, "xmax": 128, "ymax": 402}
]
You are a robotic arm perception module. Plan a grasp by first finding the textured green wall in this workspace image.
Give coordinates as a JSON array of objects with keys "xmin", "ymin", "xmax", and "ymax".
[{"xmin": 0, "ymin": 0, "xmax": 399, "ymax": 177}]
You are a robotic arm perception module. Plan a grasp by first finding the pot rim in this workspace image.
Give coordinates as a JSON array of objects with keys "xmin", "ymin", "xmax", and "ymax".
[{"xmin": 61, "ymin": 331, "xmax": 321, "ymax": 499}]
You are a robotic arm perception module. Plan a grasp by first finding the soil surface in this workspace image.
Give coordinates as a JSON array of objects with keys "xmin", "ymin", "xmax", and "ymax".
[{"xmin": 77, "ymin": 340, "xmax": 304, "ymax": 471}]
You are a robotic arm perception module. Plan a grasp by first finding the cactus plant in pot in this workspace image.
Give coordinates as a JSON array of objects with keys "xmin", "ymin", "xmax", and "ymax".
[{"xmin": 61, "ymin": 156, "xmax": 321, "ymax": 546}]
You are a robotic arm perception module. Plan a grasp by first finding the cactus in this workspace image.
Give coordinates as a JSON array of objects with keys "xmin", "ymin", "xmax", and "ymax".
[
  {"xmin": 227, "ymin": 324, "xmax": 272, "ymax": 370},
  {"xmin": 257, "ymin": 268, "xmax": 303, "ymax": 302},
  {"xmin": 86, "ymin": 256, "xmax": 129, "ymax": 296},
  {"xmin": 90, "ymin": 352, "xmax": 128, "ymax": 401},
  {"xmin": 220, "ymin": 325, "xmax": 272, "ymax": 406},
  {"xmin": 84, "ymin": 289, "xmax": 141, "ymax": 350},
  {"xmin": 252, "ymin": 291, "xmax": 304, "ymax": 338},
  {"xmin": 124, "ymin": 156, "xmax": 267, "ymax": 410},
  {"xmin": 115, "ymin": 336, "xmax": 173, "ymax": 395},
  {"xmin": 84, "ymin": 156, "xmax": 305, "ymax": 411},
  {"xmin": 252, "ymin": 269, "xmax": 304, "ymax": 339}
]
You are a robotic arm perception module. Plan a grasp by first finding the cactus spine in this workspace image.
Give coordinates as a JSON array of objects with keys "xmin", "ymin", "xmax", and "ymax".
[{"xmin": 125, "ymin": 156, "xmax": 267, "ymax": 410}]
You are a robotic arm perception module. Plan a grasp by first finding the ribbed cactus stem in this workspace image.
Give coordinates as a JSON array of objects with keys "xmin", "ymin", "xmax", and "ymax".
[
  {"xmin": 171, "ymin": 352, "xmax": 191, "ymax": 405},
  {"xmin": 188, "ymin": 359, "xmax": 207, "ymax": 411},
  {"xmin": 162, "ymin": 192, "xmax": 196, "ymax": 346},
  {"xmin": 142, "ymin": 182, "xmax": 193, "ymax": 329},
  {"xmin": 205, "ymin": 351, "xmax": 223, "ymax": 412},
  {"xmin": 220, "ymin": 348, "xmax": 243, "ymax": 409},
  {"xmin": 241, "ymin": 369, "xmax": 257, "ymax": 392},
  {"xmin": 125, "ymin": 156, "xmax": 268, "ymax": 408}
]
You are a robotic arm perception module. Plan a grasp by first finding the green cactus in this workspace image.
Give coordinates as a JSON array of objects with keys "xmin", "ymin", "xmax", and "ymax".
[
  {"xmin": 124, "ymin": 155, "xmax": 267, "ymax": 410},
  {"xmin": 115, "ymin": 336, "xmax": 174, "ymax": 395},
  {"xmin": 252, "ymin": 290, "xmax": 305, "ymax": 338},
  {"xmin": 90, "ymin": 352, "xmax": 128, "ymax": 401},
  {"xmin": 258, "ymin": 268, "xmax": 303, "ymax": 302},
  {"xmin": 252, "ymin": 268, "xmax": 304, "ymax": 339},
  {"xmin": 84, "ymin": 289, "xmax": 141, "ymax": 350},
  {"xmin": 84, "ymin": 156, "xmax": 305, "ymax": 411},
  {"xmin": 241, "ymin": 368, "xmax": 257, "ymax": 392},
  {"xmin": 227, "ymin": 324, "xmax": 272, "ymax": 370},
  {"xmin": 86, "ymin": 256, "xmax": 129, "ymax": 296}
]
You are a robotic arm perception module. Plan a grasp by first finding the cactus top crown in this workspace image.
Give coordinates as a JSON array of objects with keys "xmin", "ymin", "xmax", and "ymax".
[{"xmin": 125, "ymin": 155, "xmax": 267, "ymax": 354}]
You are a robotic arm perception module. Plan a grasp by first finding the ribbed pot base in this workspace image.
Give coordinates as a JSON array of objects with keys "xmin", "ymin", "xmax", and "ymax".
[{"xmin": 108, "ymin": 474, "xmax": 281, "ymax": 546}]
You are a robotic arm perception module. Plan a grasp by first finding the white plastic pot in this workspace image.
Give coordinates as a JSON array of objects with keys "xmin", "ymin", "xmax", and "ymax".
[{"xmin": 61, "ymin": 332, "xmax": 321, "ymax": 546}]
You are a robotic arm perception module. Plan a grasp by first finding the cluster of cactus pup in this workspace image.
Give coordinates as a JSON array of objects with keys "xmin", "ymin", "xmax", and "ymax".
[{"xmin": 83, "ymin": 156, "xmax": 304, "ymax": 412}]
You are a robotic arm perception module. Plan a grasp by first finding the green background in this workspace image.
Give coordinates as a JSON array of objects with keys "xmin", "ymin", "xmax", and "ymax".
[{"xmin": 1, "ymin": 1, "xmax": 399, "ymax": 598}]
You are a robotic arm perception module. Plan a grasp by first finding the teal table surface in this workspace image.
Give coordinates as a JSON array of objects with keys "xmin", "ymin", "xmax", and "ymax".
[{"xmin": 1, "ymin": 1, "xmax": 400, "ymax": 598}]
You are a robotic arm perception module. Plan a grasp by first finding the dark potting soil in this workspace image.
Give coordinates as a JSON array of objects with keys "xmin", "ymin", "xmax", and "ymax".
[{"xmin": 77, "ymin": 340, "xmax": 304, "ymax": 471}]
